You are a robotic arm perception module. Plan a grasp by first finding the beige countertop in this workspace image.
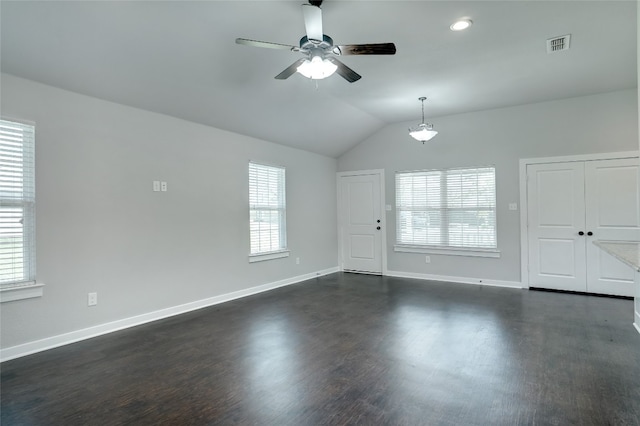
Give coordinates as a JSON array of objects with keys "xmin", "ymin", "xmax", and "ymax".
[{"xmin": 593, "ymin": 241, "xmax": 640, "ymax": 272}]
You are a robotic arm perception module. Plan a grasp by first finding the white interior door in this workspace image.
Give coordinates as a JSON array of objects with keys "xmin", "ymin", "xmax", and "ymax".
[
  {"xmin": 338, "ymin": 172, "xmax": 383, "ymax": 274},
  {"xmin": 527, "ymin": 162, "xmax": 587, "ymax": 292},
  {"xmin": 584, "ymin": 158, "xmax": 640, "ymax": 296}
]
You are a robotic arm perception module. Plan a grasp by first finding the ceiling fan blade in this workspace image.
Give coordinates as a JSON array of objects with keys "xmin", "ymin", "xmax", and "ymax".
[
  {"xmin": 334, "ymin": 43, "xmax": 397, "ymax": 55},
  {"xmin": 275, "ymin": 58, "xmax": 307, "ymax": 80},
  {"xmin": 327, "ymin": 58, "xmax": 361, "ymax": 83},
  {"xmin": 236, "ymin": 38, "xmax": 299, "ymax": 51},
  {"xmin": 302, "ymin": 4, "xmax": 323, "ymax": 42}
]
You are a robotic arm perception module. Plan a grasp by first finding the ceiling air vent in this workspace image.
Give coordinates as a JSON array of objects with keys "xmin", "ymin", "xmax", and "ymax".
[{"xmin": 547, "ymin": 35, "xmax": 571, "ymax": 53}]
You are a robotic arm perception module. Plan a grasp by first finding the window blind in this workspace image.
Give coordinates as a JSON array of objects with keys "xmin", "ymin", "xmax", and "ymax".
[
  {"xmin": 396, "ymin": 167, "xmax": 496, "ymax": 249},
  {"xmin": 248, "ymin": 162, "xmax": 286, "ymax": 255},
  {"xmin": 0, "ymin": 120, "xmax": 36, "ymax": 286}
]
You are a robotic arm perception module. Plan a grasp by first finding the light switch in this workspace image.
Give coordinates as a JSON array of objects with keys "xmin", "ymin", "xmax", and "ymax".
[
  {"xmin": 161, "ymin": 181, "xmax": 167, "ymax": 192},
  {"xmin": 153, "ymin": 181, "xmax": 160, "ymax": 192}
]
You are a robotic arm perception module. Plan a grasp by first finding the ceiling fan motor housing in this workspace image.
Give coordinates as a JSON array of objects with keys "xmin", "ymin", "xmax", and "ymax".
[{"xmin": 299, "ymin": 34, "xmax": 333, "ymax": 50}]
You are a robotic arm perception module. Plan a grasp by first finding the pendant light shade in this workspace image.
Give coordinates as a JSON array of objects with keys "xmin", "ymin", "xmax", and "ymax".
[{"xmin": 409, "ymin": 97, "xmax": 438, "ymax": 143}]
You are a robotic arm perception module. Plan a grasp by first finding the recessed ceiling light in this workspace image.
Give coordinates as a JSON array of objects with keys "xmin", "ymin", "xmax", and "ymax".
[{"xmin": 450, "ymin": 19, "xmax": 472, "ymax": 31}]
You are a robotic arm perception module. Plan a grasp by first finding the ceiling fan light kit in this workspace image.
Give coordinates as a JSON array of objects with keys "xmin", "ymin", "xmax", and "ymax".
[
  {"xmin": 297, "ymin": 56, "xmax": 337, "ymax": 79},
  {"xmin": 236, "ymin": 1, "xmax": 396, "ymax": 83},
  {"xmin": 409, "ymin": 97, "xmax": 439, "ymax": 143}
]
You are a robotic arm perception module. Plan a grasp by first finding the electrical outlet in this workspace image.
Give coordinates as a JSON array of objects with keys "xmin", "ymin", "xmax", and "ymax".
[
  {"xmin": 509, "ymin": 202, "xmax": 518, "ymax": 211},
  {"xmin": 425, "ymin": 256, "xmax": 431, "ymax": 264},
  {"xmin": 88, "ymin": 292, "xmax": 98, "ymax": 306},
  {"xmin": 160, "ymin": 181, "xmax": 167, "ymax": 192},
  {"xmin": 153, "ymin": 181, "xmax": 160, "ymax": 192}
]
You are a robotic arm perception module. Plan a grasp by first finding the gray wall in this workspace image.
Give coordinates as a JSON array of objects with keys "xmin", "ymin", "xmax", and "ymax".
[
  {"xmin": 338, "ymin": 89, "xmax": 639, "ymax": 283},
  {"xmin": 2, "ymin": 72, "xmax": 638, "ymax": 352},
  {"xmin": 0, "ymin": 74, "xmax": 338, "ymax": 349}
]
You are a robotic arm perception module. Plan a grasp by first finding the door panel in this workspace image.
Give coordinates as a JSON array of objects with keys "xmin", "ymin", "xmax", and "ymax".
[
  {"xmin": 349, "ymin": 235, "xmax": 375, "ymax": 259},
  {"xmin": 598, "ymin": 250, "xmax": 634, "ymax": 281},
  {"xmin": 339, "ymin": 173, "xmax": 382, "ymax": 274},
  {"xmin": 538, "ymin": 238, "xmax": 577, "ymax": 277},
  {"xmin": 527, "ymin": 162, "xmax": 587, "ymax": 292},
  {"xmin": 585, "ymin": 158, "xmax": 639, "ymax": 296},
  {"xmin": 536, "ymin": 169, "xmax": 579, "ymax": 227},
  {"xmin": 348, "ymin": 181, "xmax": 374, "ymax": 225}
]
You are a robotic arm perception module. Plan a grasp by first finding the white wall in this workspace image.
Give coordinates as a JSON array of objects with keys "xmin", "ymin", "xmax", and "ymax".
[
  {"xmin": 338, "ymin": 89, "xmax": 639, "ymax": 284},
  {"xmin": 0, "ymin": 74, "xmax": 338, "ymax": 350}
]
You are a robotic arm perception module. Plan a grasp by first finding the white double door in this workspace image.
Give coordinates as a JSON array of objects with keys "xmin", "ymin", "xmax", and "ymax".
[{"xmin": 527, "ymin": 158, "xmax": 640, "ymax": 296}]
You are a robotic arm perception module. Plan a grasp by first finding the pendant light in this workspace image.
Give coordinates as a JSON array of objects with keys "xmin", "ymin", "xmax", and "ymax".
[{"xmin": 409, "ymin": 97, "xmax": 438, "ymax": 143}]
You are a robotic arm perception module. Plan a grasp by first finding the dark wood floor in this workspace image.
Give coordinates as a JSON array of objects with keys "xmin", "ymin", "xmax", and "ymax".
[{"xmin": 2, "ymin": 273, "xmax": 640, "ymax": 425}]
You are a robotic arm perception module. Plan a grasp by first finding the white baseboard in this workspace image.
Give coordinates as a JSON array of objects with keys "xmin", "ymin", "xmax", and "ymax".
[
  {"xmin": 0, "ymin": 267, "xmax": 339, "ymax": 362},
  {"xmin": 635, "ymin": 310, "xmax": 640, "ymax": 335},
  {"xmin": 385, "ymin": 270, "xmax": 523, "ymax": 289}
]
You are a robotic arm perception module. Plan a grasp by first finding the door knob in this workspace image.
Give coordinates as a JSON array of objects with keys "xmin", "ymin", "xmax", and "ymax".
[
  {"xmin": 377, "ymin": 219, "xmax": 381, "ymax": 223},
  {"xmin": 578, "ymin": 231, "xmax": 584, "ymax": 236},
  {"xmin": 376, "ymin": 226, "xmax": 381, "ymax": 230},
  {"xmin": 587, "ymin": 231, "xmax": 593, "ymax": 236}
]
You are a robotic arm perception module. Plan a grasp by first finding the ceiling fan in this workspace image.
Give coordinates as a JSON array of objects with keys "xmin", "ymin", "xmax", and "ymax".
[{"xmin": 235, "ymin": 0, "xmax": 396, "ymax": 83}]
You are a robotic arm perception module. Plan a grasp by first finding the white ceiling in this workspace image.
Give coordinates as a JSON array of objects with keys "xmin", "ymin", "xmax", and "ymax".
[{"xmin": 1, "ymin": 1, "xmax": 637, "ymax": 158}]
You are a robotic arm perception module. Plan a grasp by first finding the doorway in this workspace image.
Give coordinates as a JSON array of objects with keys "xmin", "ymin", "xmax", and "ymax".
[
  {"xmin": 337, "ymin": 170, "xmax": 386, "ymax": 274},
  {"xmin": 521, "ymin": 153, "xmax": 639, "ymax": 296}
]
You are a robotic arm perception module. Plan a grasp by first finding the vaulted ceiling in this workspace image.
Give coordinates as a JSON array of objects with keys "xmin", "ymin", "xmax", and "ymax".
[{"xmin": 1, "ymin": 1, "xmax": 636, "ymax": 157}]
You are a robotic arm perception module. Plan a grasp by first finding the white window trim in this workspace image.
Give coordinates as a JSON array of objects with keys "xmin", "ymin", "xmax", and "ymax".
[
  {"xmin": 248, "ymin": 161, "xmax": 287, "ymax": 260},
  {"xmin": 248, "ymin": 249, "xmax": 290, "ymax": 263},
  {"xmin": 0, "ymin": 281, "xmax": 44, "ymax": 303},
  {"xmin": 395, "ymin": 165, "xmax": 498, "ymax": 255},
  {"xmin": 1, "ymin": 118, "xmax": 38, "ymax": 302},
  {"xmin": 394, "ymin": 244, "xmax": 501, "ymax": 258}
]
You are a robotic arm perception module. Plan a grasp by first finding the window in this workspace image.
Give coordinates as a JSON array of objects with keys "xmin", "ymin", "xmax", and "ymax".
[
  {"xmin": 248, "ymin": 162, "xmax": 288, "ymax": 262},
  {"xmin": 395, "ymin": 166, "xmax": 497, "ymax": 256},
  {"xmin": 0, "ymin": 119, "xmax": 38, "ymax": 299}
]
